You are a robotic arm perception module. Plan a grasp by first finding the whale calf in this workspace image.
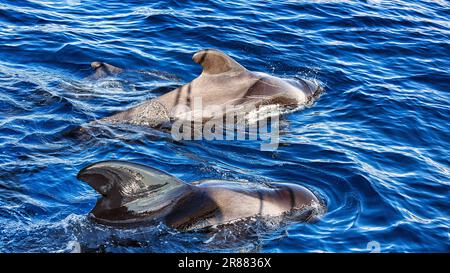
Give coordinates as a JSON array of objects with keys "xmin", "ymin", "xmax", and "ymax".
[
  {"xmin": 77, "ymin": 160, "xmax": 325, "ymax": 230},
  {"xmin": 88, "ymin": 49, "xmax": 322, "ymax": 128}
]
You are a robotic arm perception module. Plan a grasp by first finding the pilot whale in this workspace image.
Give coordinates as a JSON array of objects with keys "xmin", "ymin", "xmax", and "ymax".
[
  {"xmin": 77, "ymin": 160, "xmax": 325, "ymax": 230},
  {"xmin": 88, "ymin": 49, "xmax": 322, "ymax": 128}
]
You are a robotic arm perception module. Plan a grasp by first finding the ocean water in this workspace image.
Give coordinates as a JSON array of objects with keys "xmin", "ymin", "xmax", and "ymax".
[{"xmin": 0, "ymin": 0, "xmax": 449, "ymax": 253}]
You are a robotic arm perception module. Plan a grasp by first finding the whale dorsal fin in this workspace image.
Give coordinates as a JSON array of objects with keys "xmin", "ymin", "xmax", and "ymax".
[
  {"xmin": 192, "ymin": 49, "xmax": 246, "ymax": 75},
  {"xmin": 77, "ymin": 160, "xmax": 191, "ymax": 220},
  {"xmin": 87, "ymin": 62, "xmax": 123, "ymax": 80}
]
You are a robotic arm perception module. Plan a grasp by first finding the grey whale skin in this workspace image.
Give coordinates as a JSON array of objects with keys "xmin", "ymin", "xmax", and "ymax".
[
  {"xmin": 77, "ymin": 161, "xmax": 325, "ymax": 230},
  {"xmin": 89, "ymin": 49, "xmax": 322, "ymax": 128}
]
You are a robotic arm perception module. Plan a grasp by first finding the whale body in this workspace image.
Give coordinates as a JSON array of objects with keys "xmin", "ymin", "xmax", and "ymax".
[
  {"xmin": 88, "ymin": 49, "xmax": 322, "ymax": 128},
  {"xmin": 77, "ymin": 161, "xmax": 325, "ymax": 230}
]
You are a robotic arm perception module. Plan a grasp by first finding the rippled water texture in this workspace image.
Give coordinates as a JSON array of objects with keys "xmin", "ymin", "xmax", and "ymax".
[{"xmin": 0, "ymin": 0, "xmax": 449, "ymax": 252}]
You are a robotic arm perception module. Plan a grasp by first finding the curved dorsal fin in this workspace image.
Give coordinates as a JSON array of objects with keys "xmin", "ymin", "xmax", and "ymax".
[
  {"xmin": 192, "ymin": 49, "xmax": 246, "ymax": 75},
  {"xmin": 77, "ymin": 160, "xmax": 190, "ymax": 210}
]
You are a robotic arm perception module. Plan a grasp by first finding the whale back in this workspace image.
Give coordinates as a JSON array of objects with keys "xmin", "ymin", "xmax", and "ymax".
[
  {"xmin": 165, "ymin": 180, "xmax": 323, "ymax": 230},
  {"xmin": 156, "ymin": 49, "xmax": 319, "ymax": 115},
  {"xmin": 89, "ymin": 49, "xmax": 321, "ymax": 128},
  {"xmin": 77, "ymin": 160, "xmax": 192, "ymax": 225},
  {"xmin": 78, "ymin": 161, "xmax": 325, "ymax": 229}
]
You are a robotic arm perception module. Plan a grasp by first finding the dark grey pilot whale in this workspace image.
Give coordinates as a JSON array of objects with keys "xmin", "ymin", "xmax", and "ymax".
[
  {"xmin": 87, "ymin": 49, "xmax": 322, "ymax": 128},
  {"xmin": 77, "ymin": 160, "xmax": 325, "ymax": 230}
]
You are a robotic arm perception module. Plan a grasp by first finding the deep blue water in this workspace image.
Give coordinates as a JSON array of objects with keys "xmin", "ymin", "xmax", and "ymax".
[{"xmin": 0, "ymin": 0, "xmax": 449, "ymax": 253}]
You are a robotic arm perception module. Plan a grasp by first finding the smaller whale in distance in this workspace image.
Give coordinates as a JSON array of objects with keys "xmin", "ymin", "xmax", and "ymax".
[
  {"xmin": 77, "ymin": 160, "xmax": 326, "ymax": 230},
  {"xmin": 85, "ymin": 61, "xmax": 123, "ymax": 80}
]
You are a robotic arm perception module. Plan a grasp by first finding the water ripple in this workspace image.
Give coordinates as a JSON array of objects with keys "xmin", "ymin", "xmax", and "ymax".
[{"xmin": 0, "ymin": 0, "xmax": 449, "ymax": 252}]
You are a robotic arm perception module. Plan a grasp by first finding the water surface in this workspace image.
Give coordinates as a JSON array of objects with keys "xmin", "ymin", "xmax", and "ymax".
[{"xmin": 0, "ymin": 0, "xmax": 449, "ymax": 252}]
